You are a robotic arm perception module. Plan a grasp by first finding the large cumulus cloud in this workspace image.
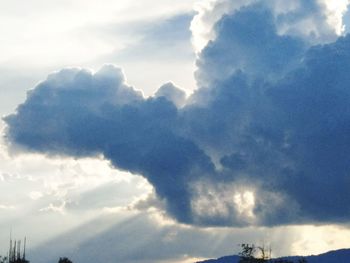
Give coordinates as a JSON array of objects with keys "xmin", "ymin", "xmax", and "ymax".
[
  {"xmin": 4, "ymin": 65, "xmax": 215, "ymax": 223},
  {"xmin": 4, "ymin": 1, "xmax": 350, "ymax": 226},
  {"xmin": 191, "ymin": 0, "xmax": 349, "ymax": 53}
]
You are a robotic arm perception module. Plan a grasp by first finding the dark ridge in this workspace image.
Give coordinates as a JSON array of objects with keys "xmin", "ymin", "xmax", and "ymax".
[{"xmin": 196, "ymin": 248, "xmax": 350, "ymax": 263}]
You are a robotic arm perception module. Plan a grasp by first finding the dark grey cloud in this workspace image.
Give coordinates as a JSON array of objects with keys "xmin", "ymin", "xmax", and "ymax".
[
  {"xmin": 5, "ymin": 3, "xmax": 350, "ymax": 227},
  {"xmin": 4, "ymin": 65, "xmax": 214, "ymax": 224},
  {"xmin": 195, "ymin": 3, "xmax": 306, "ymax": 86}
]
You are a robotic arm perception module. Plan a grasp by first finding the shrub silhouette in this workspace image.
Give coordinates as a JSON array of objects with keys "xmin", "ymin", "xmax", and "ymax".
[
  {"xmin": 238, "ymin": 244, "xmax": 307, "ymax": 263},
  {"xmin": 238, "ymin": 244, "xmax": 270, "ymax": 263},
  {"xmin": 58, "ymin": 257, "xmax": 73, "ymax": 263}
]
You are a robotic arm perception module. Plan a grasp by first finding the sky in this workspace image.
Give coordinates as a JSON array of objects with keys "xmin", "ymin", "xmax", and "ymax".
[{"xmin": 1, "ymin": 0, "xmax": 350, "ymax": 262}]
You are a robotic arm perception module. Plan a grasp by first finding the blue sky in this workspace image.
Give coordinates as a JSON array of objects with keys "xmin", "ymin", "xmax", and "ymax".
[{"xmin": 1, "ymin": 1, "xmax": 350, "ymax": 262}]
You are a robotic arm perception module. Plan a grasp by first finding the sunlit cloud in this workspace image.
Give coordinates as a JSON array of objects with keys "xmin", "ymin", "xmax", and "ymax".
[
  {"xmin": 1, "ymin": 0, "xmax": 350, "ymax": 262},
  {"xmin": 191, "ymin": 0, "xmax": 350, "ymax": 53}
]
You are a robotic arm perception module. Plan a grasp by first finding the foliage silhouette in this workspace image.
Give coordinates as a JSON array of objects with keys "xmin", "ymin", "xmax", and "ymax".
[
  {"xmin": 58, "ymin": 257, "xmax": 73, "ymax": 263},
  {"xmin": 238, "ymin": 244, "xmax": 307, "ymax": 263}
]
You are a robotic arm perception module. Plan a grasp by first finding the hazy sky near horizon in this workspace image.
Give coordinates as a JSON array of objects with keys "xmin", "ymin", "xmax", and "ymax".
[{"xmin": 1, "ymin": 1, "xmax": 350, "ymax": 263}]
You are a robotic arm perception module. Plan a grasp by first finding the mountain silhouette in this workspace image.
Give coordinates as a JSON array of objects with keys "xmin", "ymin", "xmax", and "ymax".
[{"xmin": 196, "ymin": 248, "xmax": 350, "ymax": 263}]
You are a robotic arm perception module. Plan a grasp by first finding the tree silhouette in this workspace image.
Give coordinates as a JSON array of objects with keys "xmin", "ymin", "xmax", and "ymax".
[
  {"xmin": 58, "ymin": 257, "xmax": 73, "ymax": 263},
  {"xmin": 238, "ymin": 244, "xmax": 269, "ymax": 263},
  {"xmin": 238, "ymin": 244, "xmax": 307, "ymax": 263}
]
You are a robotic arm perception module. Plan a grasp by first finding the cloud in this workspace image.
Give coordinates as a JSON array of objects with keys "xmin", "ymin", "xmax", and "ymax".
[
  {"xmin": 39, "ymin": 201, "xmax": 66, "ymax": 214},
  {"xmin": 28, "ymin": 211, "xmax": 300, "ymax": 263},
  {"xmin": 4, "ymin": 64, "xmax": 215, "ymax": 224},
  {"xmin": 194, "ymin": 3, "xmax": 306, "ymax": 86},
  {"xmin": 0, "ymin": 0, "xmax": 197, "ymax": 69},
  {"xmin": 109, "ymin": 14, "xmax": 195, "ymax": 61},
  {"xmin": 93, "ymin": 13, "xmax": 197, "ymax": 96},
  {"xmin": 0, "ymin": 144, "xmax": 151, "ymax": 251},
  {"xmin": 191, "ymin": 0, "xmax": 349, "ymax": 53},
  {"xmin": 5, "ymin": 0, "xmax": 350, "ymax": 227},
  {"xmin": 0, "ymin": 204, "xmax": 16, "ymax": 210},
  {"xmin": 155, "ymin": 82, "xmax": 187, "ymax": 108},
  {"xmin": 29, "ymin": 209, "xmax": 350, "ymax": 263},
  {"xmin": 66, "ymin": 178, "xmax": 150, "ymax": 212}
]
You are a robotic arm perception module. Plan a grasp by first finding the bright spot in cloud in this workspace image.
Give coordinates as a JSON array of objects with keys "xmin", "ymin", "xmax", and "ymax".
[
  {"xmin": 322, "ymin": 0, "xmax": 349, "ymax": 35},
  {"xmin": 39, "ymin": 201, "xmax": 66, "ymax": 214},
  {"xmin": 29, "ymin": 191, "xmax": 43, "ymax": 200},
  {"xmin": 0, "ymin": 204, "xmax": 16, "ymax": 210},
  {"xmin": 233, "ymin": 190, "xmax": 255, "ymax": 219}
]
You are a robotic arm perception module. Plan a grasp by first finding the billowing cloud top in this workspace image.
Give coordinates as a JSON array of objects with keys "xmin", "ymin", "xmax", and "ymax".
[
  {"xmin": 4, "ymin": 0, "xmax": 350, "ymax": 227},
  {"xmin": 191, "ymin": 0, "xmax": 349, "ymax": 52}
]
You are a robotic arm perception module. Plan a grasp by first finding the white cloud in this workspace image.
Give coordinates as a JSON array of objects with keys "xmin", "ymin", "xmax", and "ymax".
[
  {"xmin": 29, "ymin": 191, "xmax": 43, "ymax": 200},
  {"xmin": 0, "ymin": 1, "xmax": 198, "ymax": 108},
  {"xmin": 290, "ymin": 225, "xmax": 350, "ymax": 256},
  {"xmin": 0, "ymin": 134, "xmax": 151, "ymax": 250},
  {"xmin": 322, "ymin": 0, "xmax": 350, "ymax": 35},
  {"xmin": 191, "ymin": 0, "xmax": 254, "ymax": 52},
  {"xmin": 39, "ymin": 201, "xmax": 66, "ymax": 214},
  {"xmin": 0, "ymin": 0, "xmax": 197, "ymax": 69},
  {"xmin": 0, "ymin": 204, "xmax": 15, "ymax": 210}
]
